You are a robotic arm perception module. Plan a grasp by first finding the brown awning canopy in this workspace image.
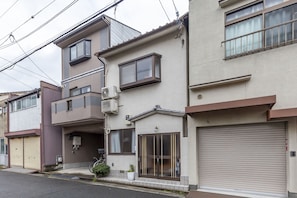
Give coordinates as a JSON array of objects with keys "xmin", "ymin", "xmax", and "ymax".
[
  {"xmin": 186, "ymin": 95, "xmax": 276, "ymax": 115},
  {"xmin": 268, "ymin": 108, "xmax": 297, "ymax": 120}
]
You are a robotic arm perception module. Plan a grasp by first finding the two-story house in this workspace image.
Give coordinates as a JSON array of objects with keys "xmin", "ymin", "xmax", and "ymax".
[
  {"xmin": 5, "ymin": 82, "xmax": 61, "ymax": 171},
  {"xmin": 0, "ymin": 92, "xmax": 29, "ymax": 167},
  {"xmin": 95, "ymin": 14, "xmax": 189, "ymax": 191},
  {"xmin": 187, "ymin": 0, "xmax": 297, "ymax": 197},
  {"xmin": 51, "ymin": 15, "xmax": 140, "ymax": 169}
]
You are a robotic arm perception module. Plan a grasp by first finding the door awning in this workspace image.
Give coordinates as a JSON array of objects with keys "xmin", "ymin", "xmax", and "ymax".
[{"xmin": 186, "ymin": 95, "xmax": 276, "ymax": 115}]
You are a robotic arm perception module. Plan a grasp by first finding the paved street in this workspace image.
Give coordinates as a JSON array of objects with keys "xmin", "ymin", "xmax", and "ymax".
[{"xmin": 0, "ymin": 171, "xmax": 184, "ymax": 198}]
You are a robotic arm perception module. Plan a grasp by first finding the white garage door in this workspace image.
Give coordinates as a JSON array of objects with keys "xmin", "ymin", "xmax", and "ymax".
[{"xmin": 198, "ymin": 122, "xmax": 286, "ymax": 197}]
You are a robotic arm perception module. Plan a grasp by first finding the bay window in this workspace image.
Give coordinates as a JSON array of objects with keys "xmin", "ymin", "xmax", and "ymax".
[
  {"xmin": 69, "ymin": 39, "xmax": 91, "ymax": 65},
  {"xmin": 119, "ymin": 53, "xmax": 161, "ymax": 90}
]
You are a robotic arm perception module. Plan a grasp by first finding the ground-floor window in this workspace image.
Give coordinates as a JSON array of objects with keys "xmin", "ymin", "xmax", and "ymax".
[
  {"xmin": 138, "ymin": 132, "xmax": 180, "ymax": 180},
  {"xmin": 109, "ymin": 129, "xmax": 135, "ymax": 154},
  {"xmin": 0, "ymin": 138, "xmax": 6, "ymax": 154}
]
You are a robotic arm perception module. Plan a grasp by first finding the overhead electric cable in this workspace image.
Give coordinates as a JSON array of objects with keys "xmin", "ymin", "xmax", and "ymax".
[
  {"xmin": 0, "ymin": 0, "xmax": 78, "ymax": 50},
  {"xmin": 171, "ymin": 0, "xmax": 179, "ymax": 19},
  {"xmin": 0, "ymin": 0, "xmax": 56, "ymax": 47},
  {"xmin": 158, "ymin": 0, "xmax": 171, "ymax": 22},
  {"xmin": 0, "ymin": 56, "xmax": 49, "ymax": 80},
  {"xmin": 12, "ymin": 35, "xmax": 60, "ymax": 86},
  {"xmin": 1, "ymin": 72, "xmax": 33, "ymax": 89},
  {"xmin": 0, "ymin": 0, "xmax": 124, "ymax": 73},
  {"xmin": 0, "ymin": 0, "xmax": 20, "ymax": 20}
]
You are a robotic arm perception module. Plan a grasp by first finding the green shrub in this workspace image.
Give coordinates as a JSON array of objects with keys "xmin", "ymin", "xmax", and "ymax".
[
  {"xmin": 92, "ymin": 163, "xmax": 110, "ymax": 177},
  {"xmin": 128, "ymin": 164, "xmax": 134, "ymax": 172}
]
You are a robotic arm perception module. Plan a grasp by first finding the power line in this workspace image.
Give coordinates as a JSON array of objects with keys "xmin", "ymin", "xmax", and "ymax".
[
  {"xmin": 1, "ymin": 72, "xmax": 33, "ymax": 90},
  {"xmin": 158, "ymin": 0, "xmax": 171, "ymax": 22},
  {"xmin": 0, "ymin": 56, "xmax": 50, "ymax": 81},
  {"xmin": 12, "ymin": 35, "xmax": 60, "ymax": 86},
  {"xmin": 0, "ymin": 0, "xmax": 20, "ymax": 20},
  {"xmin": 0, "ymin": 0, "xmax": 56, "ymax": 47},
  {"xmin": 0, "ymin": 0, "xmax": 124, "ymax": 73},
  {"xmin": 0, "ymin": 0, "xmax": 78, "ymax": 50},
  {"xmin": 172, "ymin": 0, "xmax": 179, "ymax": 19}
]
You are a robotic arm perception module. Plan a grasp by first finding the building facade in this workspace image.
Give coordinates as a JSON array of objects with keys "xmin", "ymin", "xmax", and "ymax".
[
  {"xmin": 187, "ymin": 0, "xmax": 297, "ymax": 197},
  {"xmin": 96, "ymin": 14, "xmax": 189, "ymax": 191},
  {"xmin": 5, "ymin": 82, "xmax": 61, "ymax": 171},
  {"xmin": 51, "ymin": 15, "xmax": 140, "ymax": 169}
]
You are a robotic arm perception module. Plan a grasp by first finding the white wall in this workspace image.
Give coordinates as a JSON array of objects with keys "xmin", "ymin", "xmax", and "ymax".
[{"xmin": 9, "ymin": 98, "xmax": 41, "ymax": 131}]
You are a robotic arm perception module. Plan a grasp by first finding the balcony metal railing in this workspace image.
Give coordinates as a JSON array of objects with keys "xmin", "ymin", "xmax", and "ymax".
[{"xmin": 222, "ymin": 18, "xmax": 297, "ymax": 59}]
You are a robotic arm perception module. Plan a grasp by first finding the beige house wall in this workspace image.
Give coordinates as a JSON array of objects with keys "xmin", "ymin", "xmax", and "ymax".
[
  {"xmin": 10, "ymin": 138, "xmax": 23, "ymax": 167},
  {"xmin": 24, "ymin": 137, "xmax": 40, "ymax": 170},
  {"xmin": 189, "ymin": 0, "xmax": 297, "ymax": 194}
]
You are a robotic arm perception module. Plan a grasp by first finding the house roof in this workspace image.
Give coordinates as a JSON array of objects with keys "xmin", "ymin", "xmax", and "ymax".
[
  {"xmin": 8, "ymin": 88, "xmax": 40, "ymax": 102},
  {"xmin": 96, "ymin": 13, "xmax": 189, "ymax": 58},
  {"xmin": 128, "ymin": 105, "xmax": 185, "ymax": 122},
  {"xmin": 54, "ymin": 14, "xmax": 109, "ymax": 48}
]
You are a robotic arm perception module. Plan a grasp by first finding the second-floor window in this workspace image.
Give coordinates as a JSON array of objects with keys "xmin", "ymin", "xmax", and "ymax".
[
  {"xmin": 10, "ymin": 94, "xmax": 37, "ymax": 112},
  {"xmin": 119, "ymin": 53, "xmax": 161, "ymax": 90},
  {"xmin": 69, "ymin": 39, "xmax": 91, "ymax": 65},
  {"xmin": 70, "ymin": 85, "xmax": 91, "ymax": 96},
  {"xmin": 224, "ymin": 0, "xmax": 297, "ymax": 58}
]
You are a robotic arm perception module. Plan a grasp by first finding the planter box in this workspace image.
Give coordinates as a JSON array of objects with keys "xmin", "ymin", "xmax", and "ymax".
[{"xmin": 127, "ymin": 172, "xmax": 135, "ymax": 181}]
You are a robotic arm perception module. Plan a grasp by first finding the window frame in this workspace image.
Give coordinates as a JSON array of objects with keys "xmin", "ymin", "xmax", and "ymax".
[
  {"xmin": 108, "ymin": 129, "xmax": 135, "ymax": 155},
  {"xmin": 70, "ymin": 85, "xmax": 91, "ymax": 97},
  {"xmin": 224, "ymin": 0, "xmax": 297, "ymax": 58},
  {"xmin": 119, "ymin": 53, "xmax": 161, "ymax": 90},
  {"xmin": 69, "ymin": 39, "xmax": 91, "ymax": 66},
  {"xmin": 10, "ymin": 94, "xmax": 38, "ymax": 112}
]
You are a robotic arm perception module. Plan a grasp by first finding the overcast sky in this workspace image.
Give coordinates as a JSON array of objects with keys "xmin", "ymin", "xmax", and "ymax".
[{"xmin": 0, "ymin": 0, "xmax": 188, "ymax": 93}]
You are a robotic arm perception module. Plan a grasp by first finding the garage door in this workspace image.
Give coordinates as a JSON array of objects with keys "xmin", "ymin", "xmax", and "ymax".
[
  {"xmin": 10, "ymin": 138, "xmax": 23, "ymax": 167},
  {"xmin": 24, "ymin": 137, "xmax": 40, "ymax": 170},
  {"xmin": 198, "ymin": 122, "xmax": 286, "ymax": 197}
]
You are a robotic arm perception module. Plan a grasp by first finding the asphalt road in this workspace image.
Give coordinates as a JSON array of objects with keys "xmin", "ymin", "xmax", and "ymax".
[{"xmin": 0, "ymin": 171, "xmax": 184, "ymax": 198}]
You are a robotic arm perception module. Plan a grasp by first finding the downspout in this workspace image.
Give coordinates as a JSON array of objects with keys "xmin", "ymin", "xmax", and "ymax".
[{"xmin": 97, "ymin": 56, "xmax": 109, "ymax": 154}]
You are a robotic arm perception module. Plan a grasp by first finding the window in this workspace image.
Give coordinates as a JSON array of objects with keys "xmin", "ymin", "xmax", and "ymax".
[
  {"xmin": 69, "ymin": 39, "xmax": 91, "ymax": 65},
  {"xmin": 67, "ymin": 100, "xmax": 72, "ymax": 111},
  {"xmin": 224, "ymin": 0, "xmax": 297, "ymax": 58},
  {"xmin": 265, "ymin": 3, "xmax": 297, "ymax": 47},
  {"xmin": 109, "ymin": 129, "xmax": 135, "ymax": 154},
  {"xmin": 0, "ymin": 139, "xmax": 6, "ymax": 154},
  {"xmin": 70, "ymin": 86, "xmax": 91, "ymax": 96},
  {"xmin": 119, "ymin": 53, "xmax": 161, "ymax": 90},
  {"xmin": 10, "ymin": 94, "xmax": 37, "ymax": 112}
]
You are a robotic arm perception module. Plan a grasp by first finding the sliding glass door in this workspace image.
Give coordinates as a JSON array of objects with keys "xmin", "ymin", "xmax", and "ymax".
[{"xmin": 138, "ymin": 133, "xmax": 180, "ymax": 180}]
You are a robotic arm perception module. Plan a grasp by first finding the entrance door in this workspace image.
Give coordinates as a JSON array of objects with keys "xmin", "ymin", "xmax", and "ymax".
[{"xmin": 138, "ymin": 133, "xmax": 180, "ymax": 180}]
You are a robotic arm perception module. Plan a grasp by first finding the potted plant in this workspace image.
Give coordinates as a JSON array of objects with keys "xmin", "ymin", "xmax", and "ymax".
[
  {"xmin": 92, "ymin": 163, "xmax": 110, "ymax": 178},
  {"xmin": 127, "ymin": 164, "xmax": 135, "ymax": 181}
]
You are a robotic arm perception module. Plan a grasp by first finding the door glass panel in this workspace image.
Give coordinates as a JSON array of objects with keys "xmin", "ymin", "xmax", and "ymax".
[{"xmin": 138, "ymin": 133, "xmax": 180, "ymax": 179}]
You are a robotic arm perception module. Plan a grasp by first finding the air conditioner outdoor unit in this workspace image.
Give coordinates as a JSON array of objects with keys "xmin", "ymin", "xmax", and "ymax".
[
  {"xmin": 101, "ymin": 99, "xmax": 118, "ymax": 114},
  {"xmin": 101, "ymin": 86, "xmax": 118, "ymax": 100}
]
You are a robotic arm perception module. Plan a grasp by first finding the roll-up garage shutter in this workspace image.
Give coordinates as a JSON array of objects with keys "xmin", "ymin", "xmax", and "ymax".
[{"xmin": 198, "ymin": 122, "xmax": 286, "ymax": 197}]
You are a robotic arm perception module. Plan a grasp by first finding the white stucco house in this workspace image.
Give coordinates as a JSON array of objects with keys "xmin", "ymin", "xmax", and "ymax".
[{"xmin": 96, "ymin": 14, "xmax": 189, "ymax": 191}]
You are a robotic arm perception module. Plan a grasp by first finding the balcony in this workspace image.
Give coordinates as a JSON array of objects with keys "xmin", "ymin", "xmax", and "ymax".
[
  {"xmin": 51, "ymin": 92, "xmax": 104, "ymax": 126},
  {"xmin": 222, "ymin": 19, "xmax": 297, "ymax": 59}
]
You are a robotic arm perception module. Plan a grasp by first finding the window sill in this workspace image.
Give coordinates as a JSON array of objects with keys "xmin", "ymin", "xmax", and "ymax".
[
  {"xmin": 69, "ymin": 56, "xmax": 91, "ymax": 66},
  {"xmin": 120, "ymin": 78, "xmax": 161, "ymax": 91},
  {"xmin": 219, "ymin": 0, "xmax": 244, "ymax": 8}
]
